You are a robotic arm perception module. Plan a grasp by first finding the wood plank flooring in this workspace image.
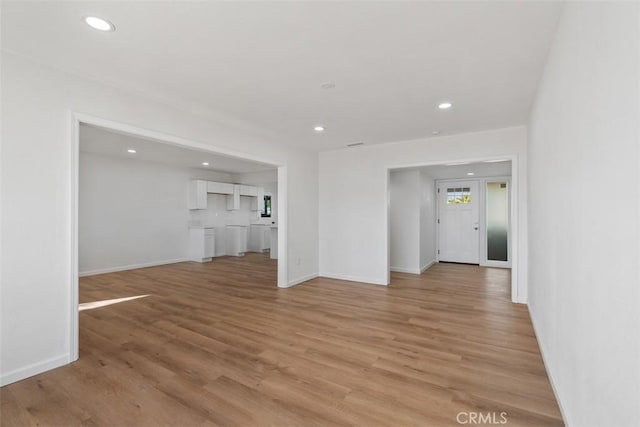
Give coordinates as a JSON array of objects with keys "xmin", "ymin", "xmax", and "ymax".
[{"xmin": 1, "ymin": 254, "xmax": 563, "ymax": 426}]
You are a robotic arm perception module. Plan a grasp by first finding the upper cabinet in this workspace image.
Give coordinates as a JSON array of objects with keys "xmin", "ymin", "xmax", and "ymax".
[
  {"xmin": 188, "ymin": 180, "xmax": 208, "ymax": 210},
  {"xmin": 226, "ymin": 185, "xmax": 240, "ymax": 210},
  {"xmin": 207, "ymin": 181, "xmax": 234, "ymax": 195},
  {"xmin": 252, "ymin": 187, "xmax": 265, "ymax": 212},
  {"xmin": 238, "ymin": 185, "xmax": 258, "ymax": 197},
  {"xmin": 189, "ymin": 180, "xmax": 263, "ymax": 211}
]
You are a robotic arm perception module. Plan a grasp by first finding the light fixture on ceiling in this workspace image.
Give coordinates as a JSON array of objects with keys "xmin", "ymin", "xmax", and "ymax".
[
  {"xmin": 314, "ymin": 126, "xmax": 325, "ymax": 132},
  {"xmin": 438, "ymin": 102, "xmax": 453, "ymax": 110},
  {"xmin": 467, "ymin": 172, "xmax": 475, "ymax": 176},
  {"xmin": 432, "ymin": 131, "xmax": 440, "ymax": 135},
  {"xmin": 202, "ymin": 162, "xmax": 209, "ymax": 166},
  {"xmin": 83, "ymin": 16, "xmax": 116, "ymax": 32},
  {"xmin": 127, "ymin": 149, "xmax": 136, "ymax": 154}
]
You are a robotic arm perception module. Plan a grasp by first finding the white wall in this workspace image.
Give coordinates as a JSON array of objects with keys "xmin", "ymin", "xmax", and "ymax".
[
  {"xmin": 527, "ymin": 2, "xmax": 639, "ymax": 426},
  {"xmin": 389, "ymin": 169, "xmax": 436, "ymax": 274},
  {"xmin": 79, "ymin": 152, "xmax": 232, "ymax": 274},
  {"xmin": 319, "ymin": 126, "xmax": 527, "ymax": 291},
  {"xmin": 419, "ymin": 171, "xmax": 436, "ymax": 270},
  {"xmin": 0, "ymin": 52, "xmax": 318, "ymax": 385},
  {"xmin": 389, "ymin": 170, "xmax": 420, "ymax": 273}
]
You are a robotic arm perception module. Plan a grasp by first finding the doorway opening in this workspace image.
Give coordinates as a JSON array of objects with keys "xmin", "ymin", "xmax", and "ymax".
[
  {"xmin": 70, "ymin": 113, "xmax": 287, "ymax": 363},
  {"xmin": 387, "ymin": 157, "xmax": 516, "ymax": 300}
]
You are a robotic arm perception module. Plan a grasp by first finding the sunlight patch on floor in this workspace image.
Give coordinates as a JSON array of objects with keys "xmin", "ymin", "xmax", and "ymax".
[{"xmin": 79, "ymin": 294, "xmax": 150, "ymax": 311}]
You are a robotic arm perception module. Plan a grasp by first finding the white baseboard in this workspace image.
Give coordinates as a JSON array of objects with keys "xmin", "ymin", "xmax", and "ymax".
[
  {"xmin": 528, "ymin": 306, "xmax": 569, "ymax": 426},
  {"xmin": 513, "ymin": 295, "xmax": 528, "ymax": 304},
  {"xmin": 421, "ymin": 259, "xmax": 437, "ymax": 273},
  {"xmin": 79, "ymin": 258, "xmax": 189, "ymax": 277},
  {"xmin": 319, "ymin": 273, "xmax": 388, "ymax": 286},
  {"xmin": 390, "ymin": 260, "xmax": 436, "ymax": 275},
  {"xmin": 390, "ymin": 266, "xmax": 421, "ymax": 274},
  {"xmin": 0, "ymin": 353, "xmax": 69, "ymax": 386},
  {"xmin": 282, "ymin": 273, "xmax": 318, "ymax": 288}
]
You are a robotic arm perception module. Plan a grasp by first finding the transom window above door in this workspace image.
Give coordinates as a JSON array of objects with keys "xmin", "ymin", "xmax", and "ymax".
[{"xmin": 446, "ymin": 187, "xmax": 471, "ymax": 204}]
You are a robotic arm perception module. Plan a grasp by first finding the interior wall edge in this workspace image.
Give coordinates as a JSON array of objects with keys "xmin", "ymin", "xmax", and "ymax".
[
  {"xmin": 421, "ymin": 260, "xmax": 437, "ymax": 273},
  {"xmin": 390, "ymin": 267, "xmax": 422, "ymax": 275},
  {"xmin": 284, "ymin": 272, "xmax": 319, "ymax": 288},
  {"xmin": 0, "ymin": 354, "xmax": 70, "ymax": 387},
  {"xmin": 318, "ymin": 273, "xmax": 388, "ymax": 286},
  {"xmin": 528, "ymin": 304, "xmax": 570, "ymax": 426}
]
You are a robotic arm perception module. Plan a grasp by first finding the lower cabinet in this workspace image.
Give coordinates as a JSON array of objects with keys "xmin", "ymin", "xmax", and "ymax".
[
  {"xmin": 249, "ymin": 224, "xmax": 270, "ymax": 252},
  {"xmin": 225, "ymin": 226, "xmax": 248, "ymax": 256},
  {"xmin": 270, "ymin": 227, "xmax": 278, "ymax": 259},
  {"xmin": 189, "ymin": 228, "xmax": 215, "ymax": 262}
]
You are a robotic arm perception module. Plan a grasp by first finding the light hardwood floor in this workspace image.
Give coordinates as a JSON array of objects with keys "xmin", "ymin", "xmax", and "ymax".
[{"xmin": 1, "ymin": 254, "xmax": 563, "ymax": 426}]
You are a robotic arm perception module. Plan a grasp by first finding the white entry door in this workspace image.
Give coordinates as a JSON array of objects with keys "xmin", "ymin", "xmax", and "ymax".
[{"xmin": 438, "ymin": 181, "xmax": 480, "ymax": 264}]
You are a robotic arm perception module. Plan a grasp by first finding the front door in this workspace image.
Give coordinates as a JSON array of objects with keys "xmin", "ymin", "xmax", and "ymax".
[{"xmin": 438, "ymin": 181, "xmax": 480, "ymax": 264}]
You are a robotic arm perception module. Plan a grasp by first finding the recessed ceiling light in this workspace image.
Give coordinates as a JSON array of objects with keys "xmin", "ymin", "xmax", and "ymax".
[
  {"xmin": 127, "ymin": 149, "xmax": 136, "ymax": 154},
  {"xmin": 83, "ymin": 16, "xmax": 115, "ymax": 32},
  {"xmin": 467, "ymin": 172, "xmax": 475, "ymax": 176},
  {"xmin": 432, "ymin": 131, "xmax": 440, "ymax": 135},
  {"xmin": 314, "ymin": 126, "xmax": 325, "ymax": 132},
  {"xmin": 202, "ymin": 162, "xmax": 209, "ymax": 166},
  {"xmin": 438, "ymin": 102, "xmax": 453, "ymax": 110}
]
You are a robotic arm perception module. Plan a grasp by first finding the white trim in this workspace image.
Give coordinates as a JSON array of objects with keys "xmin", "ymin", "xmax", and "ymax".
[
  {"xmin": 319, "ymin": 273, "xmax": 388, "ymax": 286},
  {"xmin": 390, "ymin": 266, "xmax": 422, "ymax": 274},
  {"xmin": 285, "ymin": 273, "xmax": 318, "ymax": 288},
  {"xmin": 70, "ymin": 115, "xmax": 79, "ymax": 363},
  {"xmin": 481, "ymin": 260, "xmax": 511, "ymax": 269},
  {"xmin": 421, "ymin": 259, "xmax": 436, "ymax": 273},
  {"xmin": 510, "ymin": 159, "xmax": 520, "ymax": 303},
  {"xmin": 277, "ymin": 166, "xmax": 287, "ymax": 288},
  {"xmin": 513, "ymin": 294, "xmax": 528, "ymax": 305},
  {"xmin": 72, "ymin": 113, "xmax": 280, "ymax": 166},
  {"xmin": 0, "ymin": 354, "xmax": 70, "ymax": 387},
  {"xmin": 385, "ymin": 169, "xmax": 391, "ymax": 285},
  {"xmin": 389, "ymin": 261, "xmax": 435, "ymax": 274},
  {"xmin": 528, "ymin": 306, "xmax": 569, "ymax": 425},
  {"xmin": 386, "ymin": 154, "xmax": 520, "ymax": 303},
  {"xmin": 79, "ymin": 258, "xmax": 190, "ymax": 277}
]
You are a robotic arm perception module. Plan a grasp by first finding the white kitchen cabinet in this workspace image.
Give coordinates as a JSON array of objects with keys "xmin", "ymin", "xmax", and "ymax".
[
  {"xmin": 249, "ymin": 224, "xmax": 270, "ymax": 252},
  {"xmin": 239, "ymin": 185, "xmax": 258, "ymax": 197},
  {"xmin": 270, "ymin": 227, "xmax": 278, "ymax": 259},
  {"xmin": 207, "ymin": 181, "xmax": 235, "ymax": 195},
  {"xmin": 226, "ymin": 185, "xmax": 240, "ymax": 210},
  {"xmin": 251, "ymin": 187, "xmax": 265, "ymax": 212},
  {"xmin": 225, "ymin": 225, "xmax": 247, "ymax": 256},
  {"xmin": 189, "ymin": 228, "xmax": 215, "ymax": 262},
  {"xmin": 188, "ymin": 180, "xmax": 208, "ymax": 210}
]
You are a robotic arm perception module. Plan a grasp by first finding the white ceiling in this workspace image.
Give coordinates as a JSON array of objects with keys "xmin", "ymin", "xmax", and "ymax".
[
  {"xmin": 396, "ymin": 160, "xmax": 512, "ymax": 180},
  {"xmin": 2, "ymin": 2, "xmax": 562, "ymax": 151},
  {"xmin": 80, "ymin": 124, "xmax": 275, "ymax": 174}
]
